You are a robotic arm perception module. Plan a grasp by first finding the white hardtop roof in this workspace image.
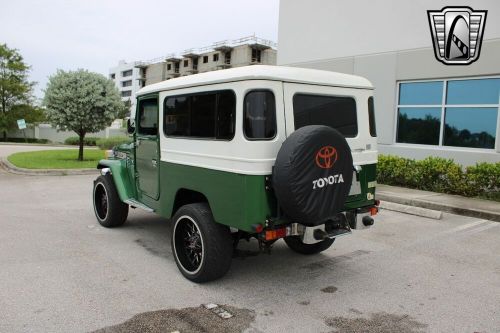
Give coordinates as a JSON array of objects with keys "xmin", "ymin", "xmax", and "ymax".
[{"xmin": 136, "ymin": 65, "xmax": 373, "ymax": 96}]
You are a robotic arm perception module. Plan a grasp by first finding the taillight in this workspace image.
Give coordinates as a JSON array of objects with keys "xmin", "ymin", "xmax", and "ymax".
[{"xmin": 265, "ymin": 227, "xmax": 287, "ymax": 241}]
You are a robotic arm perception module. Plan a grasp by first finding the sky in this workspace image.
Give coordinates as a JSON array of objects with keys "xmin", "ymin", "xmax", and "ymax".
[{"xmin": 0, "ymin": 0, "xmax": 280, "ymax": 100}]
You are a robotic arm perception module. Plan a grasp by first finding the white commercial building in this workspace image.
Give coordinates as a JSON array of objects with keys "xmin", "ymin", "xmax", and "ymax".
[
  {"xmin": 278, "ymin": 0, "xmax": 500, "ymax": 166},
  {"xmin": 109, "ymin": 60, "xmax": 146, "ymax": 115}
]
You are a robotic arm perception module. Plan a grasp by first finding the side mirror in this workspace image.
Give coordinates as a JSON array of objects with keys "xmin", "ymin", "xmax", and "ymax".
[{"xmin": 127, "ymin": 119, "xmax": 135, "ymax": 134}]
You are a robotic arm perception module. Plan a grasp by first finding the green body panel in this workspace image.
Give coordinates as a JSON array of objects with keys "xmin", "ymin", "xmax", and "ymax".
[
  {"xmin": 99, "ymin": 151, "xmax": 377, "ymax": 232},
  {"xmin": 155, "ymin": 161, "xmax": 275, "ymax": 232},
  {"xmin": 97, "ymin": 158, "xmax": 137, "ymax": 202}
]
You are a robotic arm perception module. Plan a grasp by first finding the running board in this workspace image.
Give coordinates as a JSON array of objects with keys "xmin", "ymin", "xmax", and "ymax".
[{"xmin": 124, "ymin": 199, "xmax": 155, "ymax": 213}]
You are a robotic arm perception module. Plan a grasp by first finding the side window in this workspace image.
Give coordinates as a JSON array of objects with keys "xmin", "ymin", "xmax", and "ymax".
[
  {"xmin": 138, "ymin": 98, "xmax": 158, "ymax": 136},
  {"xmin": 216, "ymin": 91, "xmax": 236, "ymax": 140},
  {"xmin": 191, "ymin": 93, "xmax": 216, "ymax": 138},
  {"xmin": 368, "ymin": 96, "xmax": 377, "ymax": 137},
  {"xmin": 164, "ymin": 90, "xmax": 236, "ymax": 140},
  {"xmin": 244, "ymin": 90, "xmax": 276, "ymax": 140}
]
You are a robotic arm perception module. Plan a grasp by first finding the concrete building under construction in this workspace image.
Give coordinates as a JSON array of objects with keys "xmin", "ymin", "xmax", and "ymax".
[{"xmin": 134, "ymin": 35, "xmax": 277, "ymax": 86}]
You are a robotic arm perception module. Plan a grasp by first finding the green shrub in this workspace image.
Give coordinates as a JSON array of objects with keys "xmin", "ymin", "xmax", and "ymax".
[
  {"xmin": 377, "ymin": 154, "xmax": 500, "ymax": 201},
  {"xmin": 64, "ymin": 136, "xmax": 99, "ymax": 146},
  {"xmin": 2, "ymin": 138, "xmax": 50, "ymax": 144},
  {"xmin": 96, "ymin": 136, "xmax": 131, "ymax": 150}
]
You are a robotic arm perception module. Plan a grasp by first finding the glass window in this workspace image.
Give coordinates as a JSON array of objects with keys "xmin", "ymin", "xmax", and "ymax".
[
  {"xmin": 190, "ymin": 93, "xmax": 216, "ymax": 137},
  {"xmin": 244, "ymin": 91, "xmax": 276, "ymax": 139},
  {"xmin": 293, "ymin": 94, "xmax": 358, "ymax": 137},
  {"xmin": 444, "ymin": 107, "xmax": 497, "ymax": 149},
  {"xmin": 164, "ymin": 90, "xmax": 235, "ymax": 140},
  {"xmin": 122, "ymin": 69, "xmax": 133, "ymax": 77},
  {"xmin": 399, "ymin": 81, "xmax": 443, "ymax": 105},
  {"xmin": 397, "ymin": 107, "xmax": 441, "ymax": 145},
  {"xmin": 213, "ymin": 53, "xmax": 219, "ymax": 62},
  {"xmin": 164, "ymin": 96, "xmax": 190, "ymax": 136},
  {"xmin": 138, "ymin": 98, "xmax": 158, "ymax": 136},
  {"xmin": 368, "ymin": 97, "xmax": 377, "ymax": 137},
  {"xmin": 446, "ymin": 79, "xmax": 500, "ymax": 105},
  {"xmin": 216, "ymin": 91, "xmax": 236, "ymax": 140}
]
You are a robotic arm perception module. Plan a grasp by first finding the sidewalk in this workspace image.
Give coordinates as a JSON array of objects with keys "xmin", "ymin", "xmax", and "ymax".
[{"xmin": 377, "ymin": 184, "xmax": 500, "ymax": 222}]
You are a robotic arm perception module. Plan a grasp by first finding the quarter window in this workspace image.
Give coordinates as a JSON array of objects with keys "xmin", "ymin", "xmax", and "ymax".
[
  {"xmin": 397, "ymin": 78, "xmax": 499, "ymax": 149},
  {"xmin": 164, "ymin": 90, "xmax": 235, "ymax": 140},
  {"xmin": 293, "ymin": 94, "xmax": 358, "ymax": 137},
  {"xmin": 243, "ymin": 91, "xmax": 276, "ymax": 140}
]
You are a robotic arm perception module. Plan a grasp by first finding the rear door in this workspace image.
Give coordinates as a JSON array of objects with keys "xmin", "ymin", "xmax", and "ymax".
[
  {"xmin": 283, "ymin": 83, "xmax": 376, "ymax": 198},
  {"xmin": 135, "ymin": 95, "xmax": 160, "ymax": 200}
]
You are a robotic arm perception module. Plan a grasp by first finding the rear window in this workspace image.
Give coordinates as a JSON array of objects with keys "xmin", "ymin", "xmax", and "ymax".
[{"xmin": 293, "ymin": 94, "xmax": 358, "ymax": 137}]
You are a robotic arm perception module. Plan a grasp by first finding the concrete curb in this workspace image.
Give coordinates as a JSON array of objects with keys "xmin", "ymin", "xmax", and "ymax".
[
  {"xmin": 380, "ymin": 201, "xmax": 443, "ymax": 220},
  {"xmin": 377, "ymin": 187, "xmax": 500, "ymax": 222},
  {"xmin": 0, "ymin": 157, "xmax": 98, "ymax": 176}
]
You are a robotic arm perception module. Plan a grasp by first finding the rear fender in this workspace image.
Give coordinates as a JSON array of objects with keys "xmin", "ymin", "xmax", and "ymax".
[{"xmin": 97, "ymin": 159, "xmax": 136, "ymax": 202}]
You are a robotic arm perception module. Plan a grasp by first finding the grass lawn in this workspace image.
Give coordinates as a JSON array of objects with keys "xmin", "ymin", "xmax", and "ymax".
[{"xmin": 7, "ymin": 149, "xmax": 105, "ymax": 169}]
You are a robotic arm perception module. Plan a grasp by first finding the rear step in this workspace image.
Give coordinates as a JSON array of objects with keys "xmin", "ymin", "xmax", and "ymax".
[{"xmin": 124, "ymin": 199, "xmax": 155, "ymax": 212}]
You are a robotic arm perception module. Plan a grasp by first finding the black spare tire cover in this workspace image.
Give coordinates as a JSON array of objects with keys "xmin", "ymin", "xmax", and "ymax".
[{"xmin": 272, "ymin": 125, "xmax": 353, "ymax": 225}]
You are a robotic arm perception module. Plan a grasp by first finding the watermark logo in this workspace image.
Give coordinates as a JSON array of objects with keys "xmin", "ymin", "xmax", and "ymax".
[{"xmin": 428, "ymin": 6, "xmax": 487, "ymax": 65}]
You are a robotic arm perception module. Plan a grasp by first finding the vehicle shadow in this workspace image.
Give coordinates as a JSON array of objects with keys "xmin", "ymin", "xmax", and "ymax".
[{"xmin": 117, "ymin": 209, "xmax": 365, "ymax": 286}]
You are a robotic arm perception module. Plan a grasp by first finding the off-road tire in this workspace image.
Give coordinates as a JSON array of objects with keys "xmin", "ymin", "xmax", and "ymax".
[
  {"xmin": 171, "ymin": 203, "xmax": 233, "ymax": 283},
  {"xmin": 93, "ymin": 174, "xmax": 129, "ymax": 228},
  {"xmin": 284, "ymin": 236, "xmax": 334, "ymax": 255}
]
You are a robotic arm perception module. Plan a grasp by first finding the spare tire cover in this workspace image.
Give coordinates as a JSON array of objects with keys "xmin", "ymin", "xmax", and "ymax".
[{"xmin": 272, "ymin": 125, "xmax": 353, "ymax": 225}]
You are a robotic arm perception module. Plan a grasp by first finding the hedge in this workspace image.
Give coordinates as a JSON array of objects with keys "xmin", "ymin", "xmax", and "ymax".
[
  {"xmin": 96, "ymin": 136, "xmax": 131, "ymax": 150},
  {"xmin": 64, "ymin": 136, "xmax": 99, "ymax": 146},
  {"xmin": 377, "ymin": 155, "xmax": 500, "ymax": 200},
  {"xmin": 1, "ymin": 138, "xmax": 50, "ymax": 144}
]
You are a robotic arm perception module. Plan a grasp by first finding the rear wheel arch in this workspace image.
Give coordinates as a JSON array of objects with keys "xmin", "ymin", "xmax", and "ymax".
[{"xmin": 172, "ymin": 188, "xmax": 210, "ymax": 217}]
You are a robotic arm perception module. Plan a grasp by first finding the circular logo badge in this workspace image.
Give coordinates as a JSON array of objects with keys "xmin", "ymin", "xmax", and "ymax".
[{"xmin": 315, "ymin": 146, "xmax": 338, "ymax": 169}]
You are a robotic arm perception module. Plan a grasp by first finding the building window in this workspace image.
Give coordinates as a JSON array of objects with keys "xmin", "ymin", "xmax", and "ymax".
[
  {"xmin": 122, "ymin": 80, "xmax": 132, "ymax": 87},
  {"xmin": 110, "ymin": 73, "xmax": 116, "ymax": 79},
  {"xmin": 244, "ymin": 90, "xmax": 276, "ymax": 140},
  {"xmin": 164, "ymin": 90, "xmax": 236, "ymax": 140},
  {"xmin": 213, "ymin": 53, "xmax": 219, "ymax": 62},
  {"xmin": 122, "ymin": 69, "xmax": 133, "ymax": 77},
  {"xmin": 397, "ymin": 78, "xmax": 500, "ymax": 149},
  {"xmin": 183, "ymin": 60, "xmax": 189, "ymax": 67},
  {"xmin": 203, "ymin": 56, "xmax": 208, "ymax": 63},
  {"xmin": 167, "ymin": 64, "xmax": 172, "ymax": 71},
  {"xmin": 293, "ymin": 94, "xmax": 358, "ymax": 137},
  {"xmin": 121, "ymin": 90, "xmax": 132, "ymax": 97},
  {"xmin": 251, "ymin": 48, "xmax": 261, "ymax": 63}
]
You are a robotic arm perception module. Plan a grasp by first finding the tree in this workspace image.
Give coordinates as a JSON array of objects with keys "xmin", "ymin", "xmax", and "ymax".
[
  {"xmin": 0, "ymin": 43, "xmax": 34, "ymax": 140},
  {"xmin": 44, "ymin": 69, "xmax": 124, "ymax": 161}
]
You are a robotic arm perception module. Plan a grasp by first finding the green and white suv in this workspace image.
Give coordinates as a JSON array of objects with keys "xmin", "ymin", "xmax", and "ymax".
[{"xmin": 92, "ymin": 65, "xmax": 379, "ymax": 282}]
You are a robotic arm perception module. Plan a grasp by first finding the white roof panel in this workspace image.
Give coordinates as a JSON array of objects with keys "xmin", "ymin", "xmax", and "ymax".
[{"xmin": 136, "ymin": 65, "xmax": 373, "ymax": 96}]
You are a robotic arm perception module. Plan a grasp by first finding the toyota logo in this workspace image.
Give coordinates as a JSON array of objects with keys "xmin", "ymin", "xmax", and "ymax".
[{"xmin": 315, "ymin": 146, "xmax": 337, "ymax": 169}]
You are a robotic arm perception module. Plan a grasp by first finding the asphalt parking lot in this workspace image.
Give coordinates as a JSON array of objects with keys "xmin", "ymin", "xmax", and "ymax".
[{"xmin": 0, "ymin": 159, "xmax": 499, "ymax": 332}]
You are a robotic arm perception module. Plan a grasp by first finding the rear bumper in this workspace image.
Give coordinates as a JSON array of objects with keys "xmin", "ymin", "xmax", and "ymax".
[{"xmin": 259, "ymin": 202, "xmax": 379, "ymax": 244}]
